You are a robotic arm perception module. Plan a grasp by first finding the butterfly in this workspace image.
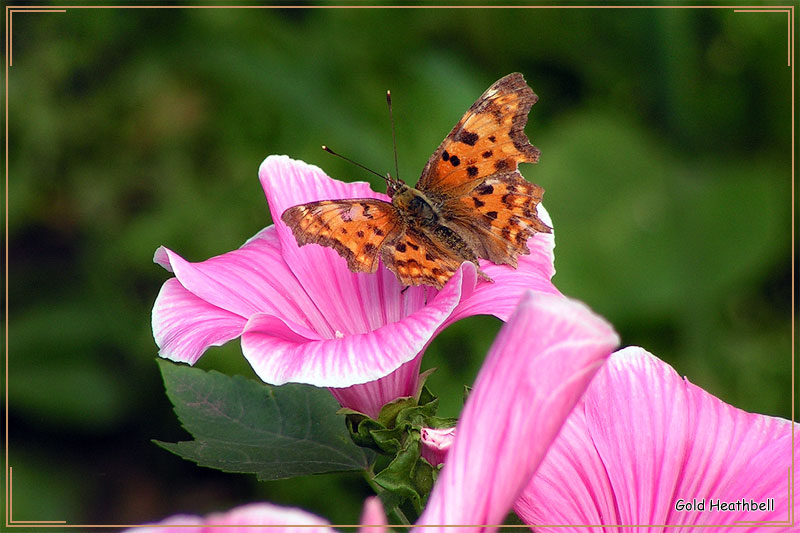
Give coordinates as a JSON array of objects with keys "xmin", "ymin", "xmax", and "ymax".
[{"xmin": 281, "ymin": 73, "xmax": 551, "ymax": 289}]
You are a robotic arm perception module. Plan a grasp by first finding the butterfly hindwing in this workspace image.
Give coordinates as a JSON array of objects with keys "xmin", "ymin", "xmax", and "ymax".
[
  {"xmin": 447, "ymin": 171, "xmax": 551, "ymax": 267},
  {"xmin": 417, "ymin": 73, "xmax": 540, "ymax": 196},
  {"xmin": 380, "ymin": 227, "xmax": 467, "ymax": 289},
  {"xmin": 281, "ymin": 199, "xmax": 401, "ymax": 273}
]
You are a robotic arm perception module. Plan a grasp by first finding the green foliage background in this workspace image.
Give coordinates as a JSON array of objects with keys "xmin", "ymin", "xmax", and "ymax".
[{"xmin": 6, "ymin": 2, "xmax": 794, "ymax": 527}]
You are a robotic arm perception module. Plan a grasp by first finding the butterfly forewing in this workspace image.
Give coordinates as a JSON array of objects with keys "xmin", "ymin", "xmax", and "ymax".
[
  {"xmin": 417, "ymin": 73, "xmax": 541, "ymax": 195},
  {"xmin": 281, "ymin": 199, "xmax": 401, "ymax": 273}
]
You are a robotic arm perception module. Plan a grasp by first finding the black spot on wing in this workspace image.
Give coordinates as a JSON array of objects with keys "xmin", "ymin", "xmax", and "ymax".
[
  {"xmin": 456, "ymin": 130, "xmax": 479, "ymax": 146},
  {"xmin": 361, "ymin": 202, "xmax": 374, "ymax": 219},
  {"xmin": 475, "ymin": 183, "xmax": 494, "ymax": 195}
]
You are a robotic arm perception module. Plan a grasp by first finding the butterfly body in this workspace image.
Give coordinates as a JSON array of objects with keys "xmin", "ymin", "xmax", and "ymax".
[
  {"xmin": 391, "ymin": 183, "xmax": 436, "ymax": 225},
  {"xmin": 282, "ymin": 73, "xmax": 551, "ymax": 289},
  {"xmin": 389, "ymin": 183, "xmax": 487, "ymax": 278}
]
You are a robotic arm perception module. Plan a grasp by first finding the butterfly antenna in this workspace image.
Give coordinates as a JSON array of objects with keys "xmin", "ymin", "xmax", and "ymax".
[
  {"xmin": 321, "ymin": 145, "xmax": 392, "ymax": 184},
  {"xmin": 386, "ymin": 90, "xmax": 401, "ymax": 182}
]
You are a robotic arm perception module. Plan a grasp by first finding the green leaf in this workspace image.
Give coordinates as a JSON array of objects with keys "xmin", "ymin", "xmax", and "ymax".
[{"xmin": 154, "ymin": 360, "xmax": 373, "ymax": 480}]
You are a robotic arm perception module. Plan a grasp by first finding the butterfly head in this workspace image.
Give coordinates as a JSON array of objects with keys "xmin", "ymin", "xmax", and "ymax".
[{"xmin": 385, "ymin": 173, "xmax": 406, "ymax": 198}]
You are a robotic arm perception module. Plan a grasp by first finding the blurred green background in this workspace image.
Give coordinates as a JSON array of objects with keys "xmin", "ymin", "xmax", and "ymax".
[{"xmin": 6, "ymin": 2, "xmax": 794, "ymax": 527}]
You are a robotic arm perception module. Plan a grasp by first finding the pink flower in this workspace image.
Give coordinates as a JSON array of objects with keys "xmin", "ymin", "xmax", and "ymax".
[
  {"xmin": 419, "ymin": 427, "xmax": 456, "ymax": 467},
  {"xmin": 132, "ymin": 499, "xmax": 387, "ymax": 533},
  {"xmin": 152, "ymin": 155, "xmax": 558, "ymax": 417},
  {"xmin": 132, "ymin": 502, "xmax": 334, "ymax": 533},
  {"xmin": 417, "ymin": 291, "xmax": 619, "ymax": 529},
  {"xmin": 139, "ymin": 291, "xmax": 617, "ymax": 531},
  {"xmin": 515, "ymin": 346, "xmax": 799, "ymax": 531},
  {"xmin": 417, "ymin": 346, "xmax": 798, "ymax": 531}
]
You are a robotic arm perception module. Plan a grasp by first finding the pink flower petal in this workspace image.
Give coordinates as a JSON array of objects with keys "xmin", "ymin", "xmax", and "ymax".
[
  {"xmin": 359, "ymin": 497, "xmax": 388, "ymax": 533},
  {"xmin": 135, "ymin": 514, "xmax": 204, "ymax": 533},
  {"xmin": 517, "ymin": 347, "xmax": 799, "ymax": 531},
  {"xmin": 329, "ymin": 355, "xmax": 423, "ymax": 418},
  {"xmin": 418, "ymin": 292, "xmax": 619, "ymax": 529},
  {"xmin": 152, "ymin": 278, "xmax": 246, "ymax": 364},
  {"xmin": 240, "ymin": 267, "xmax": 470, "ymax": 387},
  {"xmin": 514, "ymin": 409, "xmax": 616, "ymax": 528},
  {"xmin": 132, "ymin": 502, "xmax": 333, "ymax": 532},
  {"xmin": 154, "ymin": 226, "xmax": 328, "ymax": 335},
  {"xmin": 207, "ymin": 502, "xmax": 333, "ymax": 529},
  {"xmin": 676, "ymin": 361, "xmax": 796, "ymax": 526},
  {"xmin": 584, "ymin": 347, "xmax": 692, "ymax": 526}
]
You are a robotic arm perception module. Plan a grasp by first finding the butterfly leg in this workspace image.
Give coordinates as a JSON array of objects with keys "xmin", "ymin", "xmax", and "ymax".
[{"xmin": 474, "ymin": 261, "xmax": 493, "ymax": 283}]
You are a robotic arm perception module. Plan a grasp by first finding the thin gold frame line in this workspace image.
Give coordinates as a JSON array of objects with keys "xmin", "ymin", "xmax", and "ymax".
[
  {"xmin": 7, "ymin": 9, "xmax": 66, "ymax": 67},
  {"xmin": 1, "ymin": 4, "xmax": 794, "ymax": 7},
  {"xmin": 1, "ymin": 4, "xmax": 799, "ymax": 8},
  {"xmin": 734, "ymin": 8, "xmax": 792, "ymax": 66},
  {"xmin": 3, "ymin": 3, "xmax": 795, "ymax": 530},
  {"xmin": 7, "ymin": 468, "xmax": 68, "ymax": 525},
  {"xmin": 4, "ymin": 4, "xmax": 8, "ymax": 526},
  {"xmin": 4, "ymin": 7, "xmax": 70, "ymax": 528}
]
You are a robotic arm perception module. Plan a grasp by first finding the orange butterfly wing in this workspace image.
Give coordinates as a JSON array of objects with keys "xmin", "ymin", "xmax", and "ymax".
[
  {"xmin": 281, "ymin": 73, "xmax": 549, "ymax": 289},
  {"xmin": 417, "ymin": 72, "xmax": 550, "ymax": 268},
  {"xmin": 281, "ymin": 199, "xmax": 401, "ymax": 273},
  {"xmin": 380, "ymin": 227, "xmax": 466, "ymax": 289},
  {"xmin": 417, "ymin": 72, "xmax": 541, "ymax": 195},
  {"xmin": 451, "ymin": 172, "xmax": 551, "ymax": 267}
]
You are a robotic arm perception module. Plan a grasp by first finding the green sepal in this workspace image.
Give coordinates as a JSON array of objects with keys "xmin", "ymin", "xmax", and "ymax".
[
  {"xmin": 420, "ymin": 415, "xmax": 459, "ymax": 429},
  {"xmin": 463, "ymin": 384, "xmax": 472, "ymax": 405},
  {"xmin": 416, "ymin": 367, "xmax": 437, "ymax": 396},
  {"xmin": 378, "ymin": 395, "xmax": 420, "ymax": 427},
  {"xmin": 397, "ymin": 400, "xmax": 435, "ymax": 426},
  {"xmin": 344, "ymin": 382, "xmax": 452, "ymax": 520},
  {"xmin": 345, "ymin": 414, "xmax": 388, "ymax": 452},
  {"xmin": 344, "ymin": 385, "xmax": 447, "ymax": 455},
  {"xmin": 371, "ymin": 433, "xmax": 434, "ymax": 515}
]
